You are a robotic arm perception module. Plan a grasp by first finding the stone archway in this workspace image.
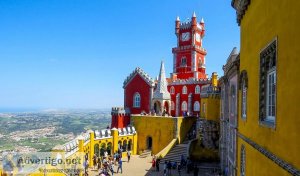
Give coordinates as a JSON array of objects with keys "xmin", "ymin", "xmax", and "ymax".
[
  {"xmin": 146, "ymin": 136, "xmax": 153, "ymax": 150},
  {"xmin": 94, "ymin": 144, "xmax": 100, "ymax": 157},
  {"xmin": 163, "ymin": 101, "xmax": 170, "ymax": 116},
  {"xmin": 154, "ymin": 101, "xmax": 162, "ymax": 115}
]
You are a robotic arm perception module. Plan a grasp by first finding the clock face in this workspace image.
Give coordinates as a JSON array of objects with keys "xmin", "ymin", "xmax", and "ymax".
[
  {"xmin": 196, "ymin": 33, "xmax": 201, "ymax": 42},
  {"xmin": 181, "ymin": 32, "xmax": 190, "ymax": 41}
]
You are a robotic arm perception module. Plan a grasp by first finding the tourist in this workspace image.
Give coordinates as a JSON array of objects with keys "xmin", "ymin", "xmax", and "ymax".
[
  {"xmin": 109, "ymin": 160, "xmax": 114, "ymax": 176},
  {"xmin": 152, "ymin": 157, "xmax": 156, "ymax": 171},
  {"xmin": 97, "ymin": 156, "xmax": 102, "ymax": 171},
  {"xmin": 193, "ymin": 165, "xmax": 199, "ymax": 176},
  {"xmin": 163, "ymin": 161, "xmax": 167, "ymax": 176},
  {"xmin": 84, "ymin": 159, "xmax": 89, "ymax": 176},
  {"xmin": 127, "ymin": 150, "xmax": 131, "ymax": 162},
  {"xmin": 104, "ymin": 151, "xmax": 108, "ymax": 158},
  {"xmin": 167, "ymin": 160, "xmax": 172, "ymax": 176},
  {"xmin": 93, "ymin": 154, "xmax": 97, "ymax": 169},
  {"xmin": 156, "ymin": 158, "xmax": 160, "ymax": 172},
  {"xmin": 177, "ymin": 164, "xmax": 182, "ymax": 176},
  {"xmin": 117, "ymin": 159, "xmax": 122, "ymax": 174}
]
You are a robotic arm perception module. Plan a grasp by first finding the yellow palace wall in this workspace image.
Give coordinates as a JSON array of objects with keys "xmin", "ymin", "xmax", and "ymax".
[
  {"xmin": 131, "ymin": 116, "xmax": 196, "ymax": 155},
  {"xmin": 201, "ymin": 97, "xmax": 220, "ymax": 122},
  {"xmin": 237, "ymin": 0, "xmax": 300, "ymax": 175}
]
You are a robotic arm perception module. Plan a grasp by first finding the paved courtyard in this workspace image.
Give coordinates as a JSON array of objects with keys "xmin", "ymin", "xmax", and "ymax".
[{"xmin": 88, "ymin": 155, "xmax": 221, "ymax": 176}]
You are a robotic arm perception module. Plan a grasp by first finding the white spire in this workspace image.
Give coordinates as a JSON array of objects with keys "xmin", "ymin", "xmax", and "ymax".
[
  {"xmin": 201, "ymin": 17, "xmax": 205, "ymax": 23},
  {"xmin": 176, "ymin": 16, "xmax": 180, "ymax": 21},
  {"xmin": 192, "ymin": 11, "xmax": 196, "ymax": 18},
  {"xmin": 153, "ymin": 61, "xmax": 170, "ymax": 100}
]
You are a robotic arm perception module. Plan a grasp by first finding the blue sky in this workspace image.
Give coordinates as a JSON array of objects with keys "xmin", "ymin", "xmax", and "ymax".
[{"xmin": 0, "ymin": 0, "xmax": 240, "ymax": 109}]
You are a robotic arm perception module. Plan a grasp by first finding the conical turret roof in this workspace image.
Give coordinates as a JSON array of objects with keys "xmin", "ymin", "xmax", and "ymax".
[{"xmin": 153, "ymin": 61, "xmax": 171, "ymax": 100}]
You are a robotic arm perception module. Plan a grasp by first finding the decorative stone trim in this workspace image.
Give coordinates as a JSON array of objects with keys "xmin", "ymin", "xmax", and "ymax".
[
  {"xmin": 231, "ymin": 0, "xmax": 251, "ymax": 25},
  {"xmin": 123, "ymin": 67, "xmax": 155, "ymax": 88},
  {"xmin": 239, "ymin": 70, "xmax": 248, "ymax": 89},
  {"xmin": 238, "ymin": 133, "xmax": 300, "ymax": 176}
]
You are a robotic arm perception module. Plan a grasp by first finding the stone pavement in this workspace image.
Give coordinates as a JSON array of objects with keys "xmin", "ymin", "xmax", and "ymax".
[{"xmin": 88, "ymin": 155, "xmax": 220, "ymax": 176}]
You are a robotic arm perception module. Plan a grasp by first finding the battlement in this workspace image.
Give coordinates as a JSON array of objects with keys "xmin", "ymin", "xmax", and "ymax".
[
  {"xmin": 172, "ymin": 44, "xmax": 207, "ymax": 53},
  {"xmin": 111, "ymin": 107, "xmax": 130, "ymax": 115},
  {"xmin": 60, "ymin": 126, "xmax": 137, "ymax": 158},
  {"xmin": 170, "ymin": 77, "xmax": 210, "ymax": 85},
  {"xmin": 200, "ymin": 85, "xmax": 220, "ymax": 98}
]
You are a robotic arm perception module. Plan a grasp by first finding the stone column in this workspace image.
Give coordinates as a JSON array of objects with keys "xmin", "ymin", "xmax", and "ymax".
[
  {"xmin": 111, "ymin": 128, "xmax": 119, "ymax": 155},
  {"xmin": 89, "ymin": 131, "xmax": 95, "ymax": 167},
  {"xmin": 133, "ymin": 132, "xmax": 138, "ymax": 155}
]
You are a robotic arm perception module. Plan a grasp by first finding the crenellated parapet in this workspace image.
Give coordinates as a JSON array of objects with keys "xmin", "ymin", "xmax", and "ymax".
[
  {"xmin": 170, "ymin": 77, "xmax": 210, "ymax": 86},
  {"xmin": 200, "ymin": 84, "xmax": 220, "ymax": 98},
  {"xmin": 59, "ymin": 126, "xmax": 138, "ymax": 158},
  {"xmin": 111, "ymin": 107, "xmax": 130, "ymax": 116}
]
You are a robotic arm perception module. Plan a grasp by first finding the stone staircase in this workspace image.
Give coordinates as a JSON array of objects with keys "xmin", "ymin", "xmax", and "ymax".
[
  {"xmin": 139, "ymin": 150, "xmax": 152, "ymax": 158},
  {"xmin": 160, "ymin": 142, "xmax": 189, "ymax": 164},
  {"xmin": 160, "ymin": 123, "xmax": 196, "ymax": 164}
]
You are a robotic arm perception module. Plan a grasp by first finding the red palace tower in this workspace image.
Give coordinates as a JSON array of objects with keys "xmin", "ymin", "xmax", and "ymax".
[{"xmin": 111, "ymin": 12, "xmax": 218, "ymax": 128}]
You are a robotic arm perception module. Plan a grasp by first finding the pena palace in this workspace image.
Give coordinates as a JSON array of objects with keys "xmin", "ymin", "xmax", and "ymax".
[{"xmin": 111, "ymin": 12, "xmax": 218, "ymax": 129}]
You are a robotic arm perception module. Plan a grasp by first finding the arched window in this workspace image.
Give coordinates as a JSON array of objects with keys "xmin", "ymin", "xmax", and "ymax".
[
  {"xmin": 181, "ymin": 101, "xmax": 187, "ymax": 111},
  {"xmin": 240, "ymin": 70, "xmax": 248, "ymax": 120},
  {"xmin": 230, "ymin": 85, "xmax": 236, "ymax": 115},
  {"xmin": 133, "ymin": 93, "xmax": 141, "ymax": 108},
  {"xmin": 181, "ymin": 57, "xmax": 187, "ymax": 66},
  {"xmin": 182, "ymin": 86, "xmax": 187, "ymax": 94},
  {"xmin": 240, "ymin": 145, "xmax": 246, "ymax": 176},
  {"xmin": 194, "ymin": 101, "xmax": 200, "ymax": 111},
  {"xmin": 170, "ymin": 86, "xmax": 175, "ymax": 94},
  {"xmin": 171, "ymin": 101, "xmax": 175, "ymax": 111},
  {"xmin": 195, "ymin": 85, "xmax": 200, "ymax": 94}
]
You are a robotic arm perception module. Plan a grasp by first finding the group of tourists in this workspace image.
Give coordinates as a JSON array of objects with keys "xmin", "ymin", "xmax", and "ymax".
[
  {"xmin": 83, "ymin": 150, "xmax": 131, "ymax": 176},
  {"xmin": 151, "ymin": 155, "xmax": 200, "ymax": 176}
]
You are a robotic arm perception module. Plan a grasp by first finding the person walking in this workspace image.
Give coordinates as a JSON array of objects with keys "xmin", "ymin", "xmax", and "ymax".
[
  {"xmin": 156, "ymin": 158, "xmax": 160, "ymax": 172},
  {"xmin": 163, "ymin": 161, "xmax": 167, "ymax": 176},
  {"xmin": 127, "ymin": 150, "xmax": 131, "ymax": 162},
  {"xmin": 109, "ymin": 160, "xmax": 114, "ymax": 176},
  {"xmin": 152, "ymin": 157, "xmax": 156, "ymax": 171},
  {"xmin": 178, "ymin": 164, "xmax": 182, "ymax": 176},
  {"xmin": 117, "ymin": 159, "xmax": 123, "ymax": 174},
  {"xmin": 167, "ymin": 160, "xmax": 172, "ymax": 176},
  {"xmin": 97, "ymin": 157, "xmax": 102, "ymax": 171},
  {"xmin": 93, "ymin": 154, "xmax": 97, "ymax": 169},
  {"xmin": 193, "ymin": 165, "xmax": 199, "ymax": 176}
]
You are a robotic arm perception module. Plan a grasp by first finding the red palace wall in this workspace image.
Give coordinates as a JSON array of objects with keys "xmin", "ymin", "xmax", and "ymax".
[
  {"xmin": 124, "ymin": 74, "xmax": 151, "ymax": 114},
  {"xmin": 111, "ymin": 113, "xmax": 130, "ymax": 129},
  {"xmin": 168, "ymin": 84, "xmax": 203, "ymax": 117}
]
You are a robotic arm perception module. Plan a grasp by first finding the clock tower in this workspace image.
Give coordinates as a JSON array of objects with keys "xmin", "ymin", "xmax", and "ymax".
[{"xmin": 172, "ymin": 12, "xmax": 207, "ymax": 80}]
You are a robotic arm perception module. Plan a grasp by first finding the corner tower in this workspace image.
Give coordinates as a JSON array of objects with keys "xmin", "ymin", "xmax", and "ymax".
[{"xmin": 172, "ymin": 12, "xmax": 207, "ymax": 80}]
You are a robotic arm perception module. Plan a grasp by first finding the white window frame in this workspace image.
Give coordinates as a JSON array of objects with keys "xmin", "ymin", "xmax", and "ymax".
[
  {"xmin": 195, "ymin": 85, "xmax": 200, "ymax": 94},
  {"xmin": 241, "ymin": 80, "xmax": 247, "ymax": 119},
  {"xmin": 193, "ymin": 101, "xmax": 200, "ymax": 112},
  {"xmin": 170, "ymin": 86, "xmax": 175, "ymax": 94},
  {"xmin": 171, "ymin": 101, "xmax": 175, "ymax": 111},
  {"xmin": 231, "ymin": 85, "xmax": 236, "ymax": 116},
  {"xmin": 266, "ymin": 69, "xmax": 276, "ymax": 122},
  {"xmin": 181, "ymin": 101, "xmax": 187, "ymax": 111},
  {"xmin": 133, "ymin": 93, "xmax": 141, "ymax": 108},
  {"xmin": 182, "ymin": 86, "xmax": 187, "ymax": 94}
]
